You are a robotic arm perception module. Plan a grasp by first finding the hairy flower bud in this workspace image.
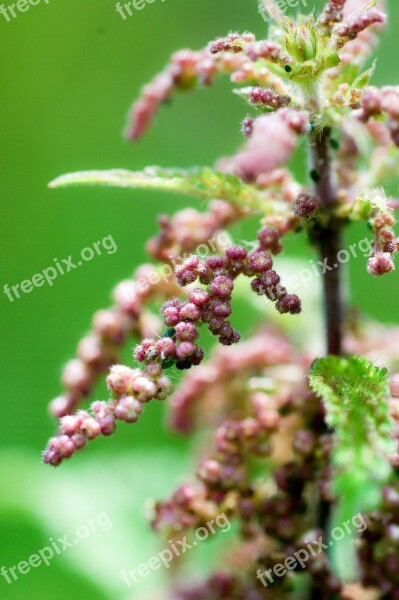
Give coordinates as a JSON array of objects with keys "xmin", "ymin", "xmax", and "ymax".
[
  {"xmin": 367, "ymin": 253, "xmax": 395, "ymax": 276},
  {"xmin": 114, "ymin": 396, "xmax": 143, "ymax": 423},
  {"xmin": 285, "ymin": 20, "xmax": 318, "ymax": 62},
  {"xmin": 294, "ymin": 193, "xmax": 319, "ymax": 218}
]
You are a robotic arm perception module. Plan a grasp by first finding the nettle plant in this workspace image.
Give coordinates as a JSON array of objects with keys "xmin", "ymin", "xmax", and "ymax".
[{"xmin": 43, "ymin": 0, "xmax": 399, "ymax": 598}]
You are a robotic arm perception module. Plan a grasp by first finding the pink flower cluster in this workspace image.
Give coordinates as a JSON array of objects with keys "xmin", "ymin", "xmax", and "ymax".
[
  {"xmin": 318, "ymin": 0, "xmax": 348, "ymax": 29},
  {"xmin": 357, "ymin": 86, "xmax": 399, "ymax": 148},
  {"xmin": 294, "ymin": 193, "xmax": 319, "ymax": 218},
  {"xmin": 153, "ymin": 401, "xmax": 284, "ymax": 536},
  {"xmin": 135, "ymin": 294, "xmax": 205, "ymax": 370},
  {"xmin": 151, "ymin": 360, "xmax": 328, "ymax": 574},
  {"xmin": 367, "ymin": 206, "xmax": 398, "ymax": 276},
  {"xmin": 130, "ymin": 234, "xmax": 302, "ymax": 388},
  {"xmin": 49, "ymin": 264, "xmax": 181, "ymax": 418},
  {"xmin": 320, "ymin": 0, "xmax": 386, "ymax": 64},
  {"xmin": 209, "ymin": 32, "xmax": 255, "ymax": 55},
  {"xmin": 174, "ymin": 233, "xmax": 301, "ymax": 341},
  {"xmin": 248, "ymin": 87, "xmax": 291, "ymax": 110},
  {"xmin": 125, "ymin": 45, "xmax": 250, "ymax": 140},
  {"xmin": 209, "ymin": 32, "xmax": 289, "ymax": 71},
  {"xmin": 126, "ymin": 30, "xmax": 299, "ymax": 141},
  {"xmin": 169, "ymin": 327, "xmax": 293, "ymax": 433},
  {"xmin": 334, "ymin": 7, "xmax": 385, "ymax": 46},
  {"xmin": 218, "ymin": 110, "xmax": 308, "ymax": 182},
  {"xmin": 147, "ymin": 200, "xmax": 243, "ymax": 264},
  {"xmin": 43, "ymin": 363, "xmax": 173, "ymax": 466}
]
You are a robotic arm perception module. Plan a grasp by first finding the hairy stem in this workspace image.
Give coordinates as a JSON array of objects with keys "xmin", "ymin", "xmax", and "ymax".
[{"xmin": 311, "ymin": 128, "xmax": 344, "ymax": 356}]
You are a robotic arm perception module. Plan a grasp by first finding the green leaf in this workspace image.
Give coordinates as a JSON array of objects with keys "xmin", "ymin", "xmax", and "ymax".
[
  {"xmin": 334, "ymin": 63, "xmax": 361, "ymax": 87},
  {"xmin": 309, "ymin": 355, "xmax": 394, "ymax": 582},
  {"xmin": 49, "ymin": 166, "xmax": 288, "ymax": 215},
  {"xmin": 351, "ymin": 60, "xmax": 376, "ymax": 89}
]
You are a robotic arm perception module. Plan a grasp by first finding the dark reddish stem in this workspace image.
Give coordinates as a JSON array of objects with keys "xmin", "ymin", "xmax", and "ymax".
[{"xmin": 310, "ymin": 127, "xmax": 344, "ymax": 356}]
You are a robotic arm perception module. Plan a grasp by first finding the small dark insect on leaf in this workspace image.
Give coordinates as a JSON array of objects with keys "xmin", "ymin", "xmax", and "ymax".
[{"xmin": 284, "ymin": 65, "xmax": 292, "ymax": 73}]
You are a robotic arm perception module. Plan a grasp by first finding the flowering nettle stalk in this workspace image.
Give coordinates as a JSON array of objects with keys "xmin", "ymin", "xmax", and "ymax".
[{"xmin": 44, "ymin": 0, "xmax": 399, "ymax": 597}]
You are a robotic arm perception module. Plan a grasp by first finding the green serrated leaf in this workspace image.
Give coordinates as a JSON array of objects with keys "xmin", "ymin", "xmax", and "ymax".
[
  {"xmin": 309, "ymin": 355, "xmax": 394, "ymax": 582},
  {"xmin": 49, "ymin": 166, "xmax": 290, "ymax": 215}
]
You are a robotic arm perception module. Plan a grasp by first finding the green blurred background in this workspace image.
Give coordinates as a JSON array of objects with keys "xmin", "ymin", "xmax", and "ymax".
[{"xmin": 1, "ymin": 1, "xmax": 398, "ymax": 598}]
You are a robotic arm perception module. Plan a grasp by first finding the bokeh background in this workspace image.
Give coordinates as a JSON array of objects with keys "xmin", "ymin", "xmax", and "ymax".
[{"xmin": 1, "ymin": 1, "xmax": 399, "ymax": 598}]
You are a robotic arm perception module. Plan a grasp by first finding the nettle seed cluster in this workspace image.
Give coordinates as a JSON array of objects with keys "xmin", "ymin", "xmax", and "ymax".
[{"xmin": 43, "ymin": 0, "xmax": 399, "ymax": 598}]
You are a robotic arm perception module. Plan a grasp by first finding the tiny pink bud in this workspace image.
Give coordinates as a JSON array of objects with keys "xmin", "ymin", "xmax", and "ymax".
[
  {"xmin": 114, "ymin": 396, "xmax": 143, "ymax": 423},
  {"xmin": 248, "ymin": 250, "xmax": 273, "ymax": 273},
  {"xmin": 197, "ymin": 459, "xmax": 222, "ymax": 485},
  {"xmin": 226, "ymin": 246, "xmax": 248, "ymax": 260},
  {"xmin": 367, "ymin": 253, "xmax": 395, "ymax": 275},
  {"xmin": 179, "ymin": 303, "xmax": 201, "ymax": 321},
  {"xmin": 49, "ymin": 394, "xmax": 77, "ymax": 418},
  {"xmin": 113, "ymin": 280, "xmax": 140, "ymax": 316},
  {"xmin": 258, "ymin": 228, "xmax": 280, "ymax": 251},
  {"xmin": 132, "ymin": 376, "xmax": 157, "ymax": 402},
  {"xmin": 43, "ymin": 446, "xmax": 62, "ymax": 467},
  {"xmin": 156, "ymin": 337, "xmax": 176, "ymax": 358},
  {"xmin": 62, "ymin": 359, "xmax": 91, "ymax": 393},
  {"xmin": 162, "ymin": 305, "xmax": 180, "ymax": 327},
  {"xmin": 175, "ymin": 321, "xmax": 198, "ymax": 341},
  {"xmin": 242, "ymin": 116, "xmax": 254, "ymax": 137},
  {"xmin": 55, "ymin": 435, "xmax": 76, "ymax": 459},
  {"xmin": 211, "ymin": 300, "xmax": 232, "ymax": 318},
  {"xmin": 98, "ymin": 414, "xmax": 116, "ymax": 436},
  {"xmin": 276, "ymin": 293, "xmax": 302, "ymax": 315},
  {"xmin": 77, "ymin": 335, "xmax": 104, "ymax": 366},
  {"xmin": 189, "ymin": 288, "xmax": 210, "ymax": 307},
  {"xmin": 71, "ymin": 433, "xmax": 87, "ymax": 449},
  {"xmin": 60, "ymin": 415, "xmax": 79, "ymax": 436},
  {"xmin": 144, "ymin": 362, "xmax": 163, "ymax": 380},
  {"xmin": 176, "ymin": 341, "xmax": 196, "ymax": 360},
  {"xmin": 107, "ymin": 365, "xmax": 138, "ymax": 394},
  {"xmin": 154, "ymin": 375, "xmax": 174, "ymax": 400},
  {"xmin": 93, "ymin": 309, "xmax": 127, "ymax": 343},
  {"xmin": 294, "ymin": 193, "xmax": 319, "ymax": 218},
  {"xmin": 210, "ymin": 275, "xmax": 234, "ymax": 299},
  {"xmin": 80, "ymin": 416, "xmax": 101, "ymax": 439}
]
